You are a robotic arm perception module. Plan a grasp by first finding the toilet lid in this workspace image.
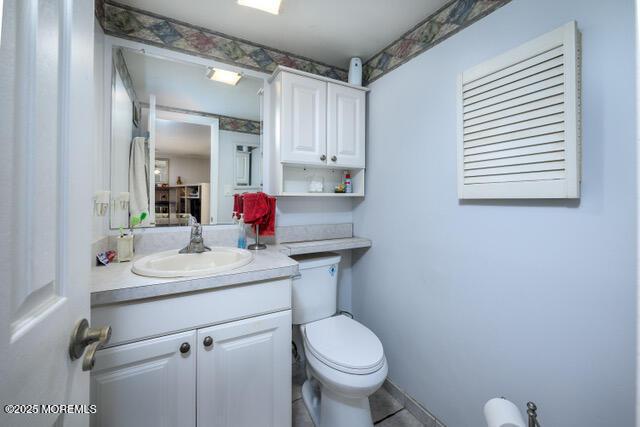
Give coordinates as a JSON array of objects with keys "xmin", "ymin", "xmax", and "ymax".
[{"xmin": 304, "ymin": 315, "xmax": 385, "ymax": 375}]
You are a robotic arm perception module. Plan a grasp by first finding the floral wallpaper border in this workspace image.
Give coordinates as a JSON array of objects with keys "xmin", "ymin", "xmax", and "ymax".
[
  {"xmin": 98, "ymin": 1, "xmax": 348, "ymax": 81},
  {"xmin": 97, "ymin": 0, "xmax": 510, "ymax": 86},
  {"xmin": 141, "ymin": 103, "xmax": 261, "ymax": 135},
  {"xmin": 363, "ymin": 0, "xmax": 512, "ymax": 84}
]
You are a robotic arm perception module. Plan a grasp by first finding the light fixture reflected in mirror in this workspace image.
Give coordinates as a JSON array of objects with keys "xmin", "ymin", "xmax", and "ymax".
[{"xmin": 206, "ymin": 67, "xmax": 242, "ymax": 85}]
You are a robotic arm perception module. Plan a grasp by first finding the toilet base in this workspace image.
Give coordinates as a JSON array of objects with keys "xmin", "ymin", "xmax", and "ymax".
[{"xmin": 302, "ymin": 378, "xmax": 374, "ymax": 427}]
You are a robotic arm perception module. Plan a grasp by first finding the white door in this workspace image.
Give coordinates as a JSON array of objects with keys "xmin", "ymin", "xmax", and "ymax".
[
  {"xmin": 281, "ymin": 72, "xmax": 327, "ymax": 165},
  {"xmin": 235, "ymin": 150, "xmax": 250, "ymax": 185},
  {"xmin": 90, "ymin": 331, "xmax": 197, "ymax": 427},
  {"xmin": 0, "ymin": 0, "xmax": 95, "ymax": 426},
  {"xmin": 327, "ymin": 83, "xmax": 366, "ymax": 168},
  {"xmin": 197, "ymin": 311, "xmax": 292, "ymax": 427}
]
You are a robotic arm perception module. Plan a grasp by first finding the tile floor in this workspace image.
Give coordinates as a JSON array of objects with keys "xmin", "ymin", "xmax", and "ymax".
[{"xmin": 292, "ymin": 360, "xmax": 424, "ymax": 426}]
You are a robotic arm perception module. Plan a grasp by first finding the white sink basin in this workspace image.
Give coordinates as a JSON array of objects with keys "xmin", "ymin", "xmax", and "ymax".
[{"xmin": 132, "ymin": 247, "xmax": 254, "ymax": 278}]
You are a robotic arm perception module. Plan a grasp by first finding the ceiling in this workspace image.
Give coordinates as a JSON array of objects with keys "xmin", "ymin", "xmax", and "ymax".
[
  {"xmin": 116, "ymin": 0, "xmax": 450, "ymax": 68},
  {"xmin": 122, "ymin": 48, "xmax": 263, "ymax": 120},
  {"xmin": 155, "ymin": 119, "xmax": 211, "ymax": 157}
]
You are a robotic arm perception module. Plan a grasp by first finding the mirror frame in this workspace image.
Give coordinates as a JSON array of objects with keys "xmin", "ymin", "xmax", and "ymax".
[{"xmin": 102, "ymin": 36, "xmax": 272, "ymax": 231}]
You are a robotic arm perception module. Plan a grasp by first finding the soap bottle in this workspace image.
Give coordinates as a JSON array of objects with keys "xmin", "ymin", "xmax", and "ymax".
[
  {"xmin": 344, "ymin": 172, "xmax": 352, "ymax": 194},
  {"xmin": 237, "ymin": 213, "xmax": 247, "ymax": 249}
]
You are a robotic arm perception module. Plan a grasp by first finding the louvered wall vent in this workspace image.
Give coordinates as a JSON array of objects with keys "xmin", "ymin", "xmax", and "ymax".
[{"xmin": 457, "ymin": 21, "xmax": 581, "ymax": 199}]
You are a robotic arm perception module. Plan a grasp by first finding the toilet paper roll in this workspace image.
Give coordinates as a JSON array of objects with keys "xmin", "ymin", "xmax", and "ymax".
[{"xmin": 484, "ymin": 398, "xmax": 526, "ymax": 427}]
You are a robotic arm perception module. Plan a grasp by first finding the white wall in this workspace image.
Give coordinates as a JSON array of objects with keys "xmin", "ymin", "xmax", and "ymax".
[{"xmin": 353, "ymin": 1, "xmax": 636, "ymax": 426}]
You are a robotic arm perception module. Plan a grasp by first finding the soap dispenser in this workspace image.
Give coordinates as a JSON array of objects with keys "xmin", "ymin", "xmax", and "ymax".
[
  {"xmin": 117, "ymin": 228, "xmax": 134, "ymax": 262},
  {"xmin": 237, "ymin": 213, "xmax": 247, "ymax": 249}
]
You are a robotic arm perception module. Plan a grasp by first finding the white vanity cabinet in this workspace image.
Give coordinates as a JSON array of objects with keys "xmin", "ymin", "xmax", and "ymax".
[
  {"xmin": 90, "ymin": 278, "xmax": 292, "ymax": 427},
  {"xmin": 90, "ymin": 331, "xmax": 197, "ymax": 427},
  {"xmin": 197, "ymin": 311, "xmax": 291, "ymax": 427},
  {"xmin": 268, "ymin": 66, "xmax": 368, "ymax": 196}
]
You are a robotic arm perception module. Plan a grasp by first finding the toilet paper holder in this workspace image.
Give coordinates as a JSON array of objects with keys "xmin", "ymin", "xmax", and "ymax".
[
  {"xmin": 485, "ymin": 397, "xmax": 540, "ymax": 427},
  {"xmin": 526, "ymin": 402, "xmax": 540, "ymax": 427}
]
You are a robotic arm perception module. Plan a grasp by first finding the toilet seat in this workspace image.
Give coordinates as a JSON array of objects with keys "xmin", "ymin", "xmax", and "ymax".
[{"xmin": 303, "ymin": 315, "xmax": 385, "ymax": 375}]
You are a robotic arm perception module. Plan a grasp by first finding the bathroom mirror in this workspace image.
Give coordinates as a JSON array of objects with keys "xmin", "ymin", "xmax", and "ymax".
[{"xmin": 108, "ymin": 46, "xmax": 263, "ymax": 229}]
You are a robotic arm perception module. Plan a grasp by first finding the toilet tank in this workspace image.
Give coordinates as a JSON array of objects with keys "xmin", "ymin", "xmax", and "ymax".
[{"xmin": 291, "ymin": 253, "xmax": 341, "ymax": 325}]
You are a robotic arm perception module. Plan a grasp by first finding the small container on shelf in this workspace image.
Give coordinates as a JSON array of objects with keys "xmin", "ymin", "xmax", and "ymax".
[
  {"xmin": 344, "ymin": 172, "xmax": 352, "ymax": 193},
  {"xmin": 307, "ymin": 174, "xmax": 324, "ymax": 193}
]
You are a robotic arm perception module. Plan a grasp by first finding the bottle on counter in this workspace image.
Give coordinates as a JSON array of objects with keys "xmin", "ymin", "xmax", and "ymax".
[{"xmin": 237, "ymin": 213, "xmax": 247, "ymax": 249}]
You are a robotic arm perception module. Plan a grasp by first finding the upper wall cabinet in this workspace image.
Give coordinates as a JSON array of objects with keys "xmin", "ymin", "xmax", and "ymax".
[
  {"xmin": 280, "ymin": 72, "xmax": 327, "ymax": 165},
  {"xmin": 327, "ymin": 83, "xmax": 366, "ymax": 168},
  {"xmin": 268, "ymin": 67, "xmax": 368, "ymax": 196}
]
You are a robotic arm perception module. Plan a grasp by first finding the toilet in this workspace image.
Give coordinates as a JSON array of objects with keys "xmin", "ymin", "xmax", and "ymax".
[{"xmin": 292, "ymin": 253, "xmax": 388, "ymax": 427}]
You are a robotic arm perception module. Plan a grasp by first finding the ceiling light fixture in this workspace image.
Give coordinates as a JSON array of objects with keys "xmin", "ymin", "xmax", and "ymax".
[
  {"xmin": 206, "ymin": 67, "xmax": 243, "ymax": 85},
  {"xmin": 237, "ymin": 0, "xmax": 281, "ymax": 15}
]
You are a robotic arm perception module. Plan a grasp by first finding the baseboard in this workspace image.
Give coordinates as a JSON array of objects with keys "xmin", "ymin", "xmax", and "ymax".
[{"xmin": 383, "ymin": 379, "xmax": 446, "ymax": 427}]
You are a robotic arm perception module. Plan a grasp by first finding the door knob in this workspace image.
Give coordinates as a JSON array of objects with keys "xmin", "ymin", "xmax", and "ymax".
[
  {"xmin": 69, "ymin": 318, "xmax": 111, "ymax": 371},
  {"xmin": 331, "ymin": 155, "xmax": 337, "ymax": 162},
  {"xmin": 203, "ymin": 336, "xmax": 213, "ymax": 347},
  {"xmin": 180, "ymin": 342, "xmax": 191, "ymax": 354},
  {"xmin": 320, "ymin": 154, "xmax": 326, "ymax": 161}
]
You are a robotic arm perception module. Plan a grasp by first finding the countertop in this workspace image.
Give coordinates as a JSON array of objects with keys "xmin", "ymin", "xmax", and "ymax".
[
  {"xmin": 277, "ymin": 237, "xmax": 371, "ymax": 256},
  {"xmin": 90, "ymin": 237, "xmax": 371, "ymax": 306},
  {"xmin": 91, "ymin": 247, "xmax": 298, "ymax": 306}
]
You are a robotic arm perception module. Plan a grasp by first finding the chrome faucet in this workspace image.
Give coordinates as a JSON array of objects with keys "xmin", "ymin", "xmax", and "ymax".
[{"xmin": 179, "ymin": 218, "xmax": 211, "ymax": 254}]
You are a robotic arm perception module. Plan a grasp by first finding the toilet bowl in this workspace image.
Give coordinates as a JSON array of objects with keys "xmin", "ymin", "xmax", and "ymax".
[
  {"xmin": 300, "ymin": 315, "xmax": 388, "ymax": 427},
  {"xmin": 291, "ymin": 253, "xmax": 387, "ymax": 427}
]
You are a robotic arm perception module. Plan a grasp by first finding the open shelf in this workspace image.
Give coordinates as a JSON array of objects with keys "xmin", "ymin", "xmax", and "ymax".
[{"xmin": 279, "ymin": 164, "xmax": 364, "ymax": 197}]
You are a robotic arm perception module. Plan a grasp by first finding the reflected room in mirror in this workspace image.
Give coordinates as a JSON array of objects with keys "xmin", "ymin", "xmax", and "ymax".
[{"xmin": 109, "ymin": 46, "xmax": 263, "ymax": 229}]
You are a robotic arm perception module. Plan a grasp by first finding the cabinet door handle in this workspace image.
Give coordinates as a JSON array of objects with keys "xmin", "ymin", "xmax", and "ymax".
[
  {"xmin": 320, "ymin": 154, "xmax": 326, "ymax": 161},
  {"xmin": 203, "ymin": 336, "xmax": 213, "ymax": 347},
  {"xmin": 179, "ymin": 342, "xmax": 191, "ymax": 354},
  {"xmin": 331, "ymin": 155, "xmax": 337, "ymax": 162}
]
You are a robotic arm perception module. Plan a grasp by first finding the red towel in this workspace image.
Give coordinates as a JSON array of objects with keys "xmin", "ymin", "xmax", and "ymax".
[
  {"xmin": 241, "ymin": 192, "xmax": 276, "ymax": 236},
  {"xmin": 261, "ymin": 195, "xmax": 276, "ymax": 236},
  {"xmin": 233, "ymin": 193, "xmax": 244, "ymax": 219}
]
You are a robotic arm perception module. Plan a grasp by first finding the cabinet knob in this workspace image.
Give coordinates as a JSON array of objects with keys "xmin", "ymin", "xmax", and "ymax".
[
  {"xmin": 320, "ymin": 154, "xmax": 326, "ymax": 161},
  {"xmin": 331, "ymin": 155, "xmax": 337, "ymax": 162},
  {"xmin": 179, "ymin": 342, "xmax": 191, "ymax": 354},
  {"xmin": 203, "ymin": 336, "xmax": 213, "ymax": 347}
]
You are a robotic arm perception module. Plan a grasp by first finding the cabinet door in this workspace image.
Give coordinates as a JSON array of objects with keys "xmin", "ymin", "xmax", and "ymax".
[
  {"xmin": 90, "ymin": 331, "xmax": 196, "ymax": 427},
  {"xmin": 281, "ymin": 72, "xmax": 327, "ymax": 165},
  {"xmin": 327, "ymin": 83, "xmax": 366, "ymax": 168},
  {"xmin": 197, "ymin": 311, "xmax": 292, "ymax": 427}
]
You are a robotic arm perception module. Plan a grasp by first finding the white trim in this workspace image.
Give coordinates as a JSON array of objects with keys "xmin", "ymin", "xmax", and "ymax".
[
  {"xmin": 148, "ymin": 94, "xmax": 156, "ymax": 225},
  {"xmin": 104, "ymin": 35, "xmax": 270, "ymax": 81},
  {"xmin": 636, "ymin": 1, "xmax": 640, "ymax": 425},
  {"xmin": 0, "ymin": 0, "xmax": 4, "ymax": 45}
]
